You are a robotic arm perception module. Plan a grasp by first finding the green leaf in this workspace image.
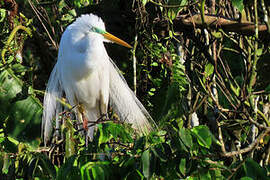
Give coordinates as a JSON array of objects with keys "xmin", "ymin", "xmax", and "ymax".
[
  {"xmin": 198, "ymin": 75, "xmax": 207, "ymax": 92},
  {"xmin": 98, "ymin": 123, "xmax": 111, "ymax": 145},
  {"xmin": 179, "ymin": 128, "xmax": 193, "ymax": 149},
  {"xmin": 58, "ymin": 0, "xmax": 66, "ymax": 12},
  {"xmin": 230, "ymin": 82, "xmax": 240, "ymax": 97},
  {"xmin": 240, "ymin": 177, "xmax": 253, "ymax": 180},
  {"xmin": 179, "ymin": 158, "xmax": 186, "ymax": 176},
  {"xmin": 0, "ymin": 68, "xmax": 42, "ymax": 143},
  {"xmin": 64, "ymin": 119, "xmax": 76, "ymax": 158},
  {"xmin": 151, "ymin": 144, "xmax": 167, "ymax": 162},
  {"xmin": 211, "ymin": 31, "xmax": 222, "ymax": 39},
  {"xmin": 134, "ymin": 136, "xmax": 146, "ymax": 151},
  {"xmin": 243, "ymin": 158, "xmax": 269, "ymax": 179},
  {"xmin": 1, "ymin": 137, "xmax": 17, "ymax": 153},
  {"xmin": 92, "ymin": 165, "xmax": 105, "ymax": 180},
  {"xmin": 265, "ymin": 84, "xmax": 270, "ymax": 93},
  {"xmin": 256, "ymin": 48, "xmax": 263, "ymax": 56},
  {"xmin": 136, "ymin": 170, "xmax": 144, "ymax": 179},
  {"xmin": 205, "ymin": 63, "xmax": 214, "ymax": 78},
  {"xmin": 38, "ymin": 153, "xmax": 56, "ymax": 179},
  {"xmin": 199, "ymin": 169, "xmax": 212, "ymax": 179},
  {"xmin": 151, "ymin": 62, "xmax": 158, "ymax": 67},
  {"xmin": 2, "ymin": 153, "xmax": 11, "ymax": 174},
  {"xmin": 57, "ymin": 156, "xmax": 80, "ymax": 180},
  {"xmin": 232, "ymin": 0, "xmax": 244, "ymax": 12},
  {"xmin": 142, "ymin": 149, "xmax": 150, "ymax": 178},
  {"xmin": 98, "ymin": 122, "xmax": 132, "ymax": 145},
  {"xmin": 0, "ymin": 136, "xmax": 4, "ymax": 144},
  {"xmin": 142, "ymin": 0, "xmax": 148, "ymax": 6},
  {"xmin": 80, "ymin": 161, "xmax": 110, "ymax": 180},
  {"xmin": 191, "ymin": 125, "xmax": 212, "ymax": 149},
  {"xmin": 167, "ymin": 0, "xmax": 187, "ymax": 20},
  {"xmin": 167, "ymin": 9, "xmax": 176, "ymax": 21},
  {"xmin": 0, "ymin": 9, "xmax": 6, "ymax": 22},
  {"xmin": 12, "ymin": 63, "xmax": 29, "ymax": 74},
  {"xmin": 120, "ymin": 157, "xmax": 135, "ymax": 168},
  {"xmin": 169, "ymin": 30, "xmax": 173, "ymax": 38}
]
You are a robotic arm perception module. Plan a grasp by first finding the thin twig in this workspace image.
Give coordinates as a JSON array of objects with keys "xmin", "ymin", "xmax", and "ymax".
[
  {"xmin": 219, "ymin": 126, "xmax": 270, "ymax": 157},
  {"xmin": 28, "ymin": 0, "xmax": 57, "ymax": 49},
  {"xmin": 132, "ymin": 35, "xmax": 138, "ymax": 94},
  {"xmin": 227, "ymin": 158, "xmax": 247, "ymax": 180},
  {"xmin": 76, "ymin": 114, "xmax": 110, "ymax": 133}
]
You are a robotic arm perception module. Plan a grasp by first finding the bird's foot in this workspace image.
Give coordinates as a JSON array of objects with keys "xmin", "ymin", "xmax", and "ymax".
[
  {"xmin": 81, "ymin": 113, "xmax": 89, "ymax": 147},
  {"xmin": 85, "ymin": 135, "xmax": 88, "ymax": 147},
  {"xmin": 82, "ymin": 113, "xmax": 88, "ymax": 131}
]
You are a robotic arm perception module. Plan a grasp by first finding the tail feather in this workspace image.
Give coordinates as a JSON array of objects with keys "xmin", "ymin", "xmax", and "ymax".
[
  {"xmin": 42, "ymin": 64, "xmax": 63, "ymax": 145},
  {"xmin": 108, "ymin": 58, "xmax": 156, "ymax": 134}
]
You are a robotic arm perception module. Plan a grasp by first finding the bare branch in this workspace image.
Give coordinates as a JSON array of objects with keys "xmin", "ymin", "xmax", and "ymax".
[{"xmin": 154, "ymin": 14, "xmax": 269, "ymax": 36}]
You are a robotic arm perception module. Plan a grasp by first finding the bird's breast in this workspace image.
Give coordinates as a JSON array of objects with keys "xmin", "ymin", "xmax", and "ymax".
[{"xmin": 61, "ymin": 50, "xmax": 104, "ymax": 81}]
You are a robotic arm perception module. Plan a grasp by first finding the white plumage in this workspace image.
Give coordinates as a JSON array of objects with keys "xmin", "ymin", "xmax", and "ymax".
[{"xmin": 42, "ymin": 14, "xmax": 154, "ymax": 145}]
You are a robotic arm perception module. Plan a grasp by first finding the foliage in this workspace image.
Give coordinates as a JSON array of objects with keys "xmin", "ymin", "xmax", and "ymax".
[{"xmin": 1, "ymin": 0, "xmax": 270, "ymax": 179}]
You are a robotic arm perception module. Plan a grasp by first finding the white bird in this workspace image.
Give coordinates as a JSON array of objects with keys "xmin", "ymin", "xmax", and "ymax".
[{"xmin": 42, "ymin": 14, "xmax": 154, "ymax": 145}]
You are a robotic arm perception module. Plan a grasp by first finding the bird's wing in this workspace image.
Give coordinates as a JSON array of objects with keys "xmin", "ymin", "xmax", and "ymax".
[
  {"xmin": 108, "ymin": 58, "xmax": 156, "ymax": 134},
  {"xmin": 42, "ymin": 63, "xmax": 63, "ymax": 145}
]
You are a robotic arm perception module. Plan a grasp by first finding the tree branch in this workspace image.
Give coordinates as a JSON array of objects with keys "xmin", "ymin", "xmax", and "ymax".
[{"xmin": 154, "ymin": 14, "xmax": 269, "ymax": 36}]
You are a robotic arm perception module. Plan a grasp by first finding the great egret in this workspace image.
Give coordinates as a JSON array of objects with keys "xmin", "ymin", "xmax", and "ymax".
[{"xmin": 42, "ymin": 14, "xmax": 154, "ymax": 145}]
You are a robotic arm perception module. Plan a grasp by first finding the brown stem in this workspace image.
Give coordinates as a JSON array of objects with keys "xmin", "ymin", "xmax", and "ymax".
[{"xmin": 154, "ymin": 14, "xmax": 269, "ymax": 36}]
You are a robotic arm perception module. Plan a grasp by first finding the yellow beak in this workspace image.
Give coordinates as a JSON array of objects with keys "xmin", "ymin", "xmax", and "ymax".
[{"xmin": 102, "ymin": 32, "xmax": 132, "ymax": 48}]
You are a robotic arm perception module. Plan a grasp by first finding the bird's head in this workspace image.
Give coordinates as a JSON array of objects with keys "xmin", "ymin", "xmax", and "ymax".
[{"xmin": 69, "ymin": 14, "xmax": 132, "ymax": 48}]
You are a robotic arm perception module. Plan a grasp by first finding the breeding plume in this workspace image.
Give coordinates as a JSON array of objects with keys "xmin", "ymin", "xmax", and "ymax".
[{"xmin": 42, "ymin": 14, "xmax": 154, "ymax": 145}]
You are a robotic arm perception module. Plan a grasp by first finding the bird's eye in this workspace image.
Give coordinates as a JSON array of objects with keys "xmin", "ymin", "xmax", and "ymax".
[{"xmin": 91, "ymin": 27, "xmax": 96, "ymax": 32}]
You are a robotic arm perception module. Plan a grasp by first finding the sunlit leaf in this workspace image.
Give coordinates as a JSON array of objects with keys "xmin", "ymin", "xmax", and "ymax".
[
  {"xmin": 151, "ymin": 62, "xmax": 158, "ymax": 67},
  {"xmin": 191, "ymin": 125, "xmax": 212, "ymax": 149},
  {"xmin": 232, "ymin": 0, "xmax": 244, "ymax": 12},
  {"xmin": 142, "ymin": 0, "xmax": 148, "ymax": 6},
  {"xmin": 0, "ymin": 9, "xmax": 6, "ymax": 22},
  {"xmin": 205, "ymin": 63, "xmax": 214, "ymax": 78},
  {"xmin": 211, "ymin": 31, "xmax": 222, "ymax": 39},
  {"xmin": 64, "ymin": 119, "xmax": 76, "ymax": 158},
  {"xmin": 98, "ymin": 122, "xmax": 132, "ymax": 145}
]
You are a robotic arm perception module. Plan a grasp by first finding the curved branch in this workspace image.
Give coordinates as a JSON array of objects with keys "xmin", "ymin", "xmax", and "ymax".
[
  {"xmin": 1, "ymin": 25, "xmax": 32, "ymax": 64},
  {"xmin": 218, "ymin": 121, "xmax": 270, "ymax": 157}
]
